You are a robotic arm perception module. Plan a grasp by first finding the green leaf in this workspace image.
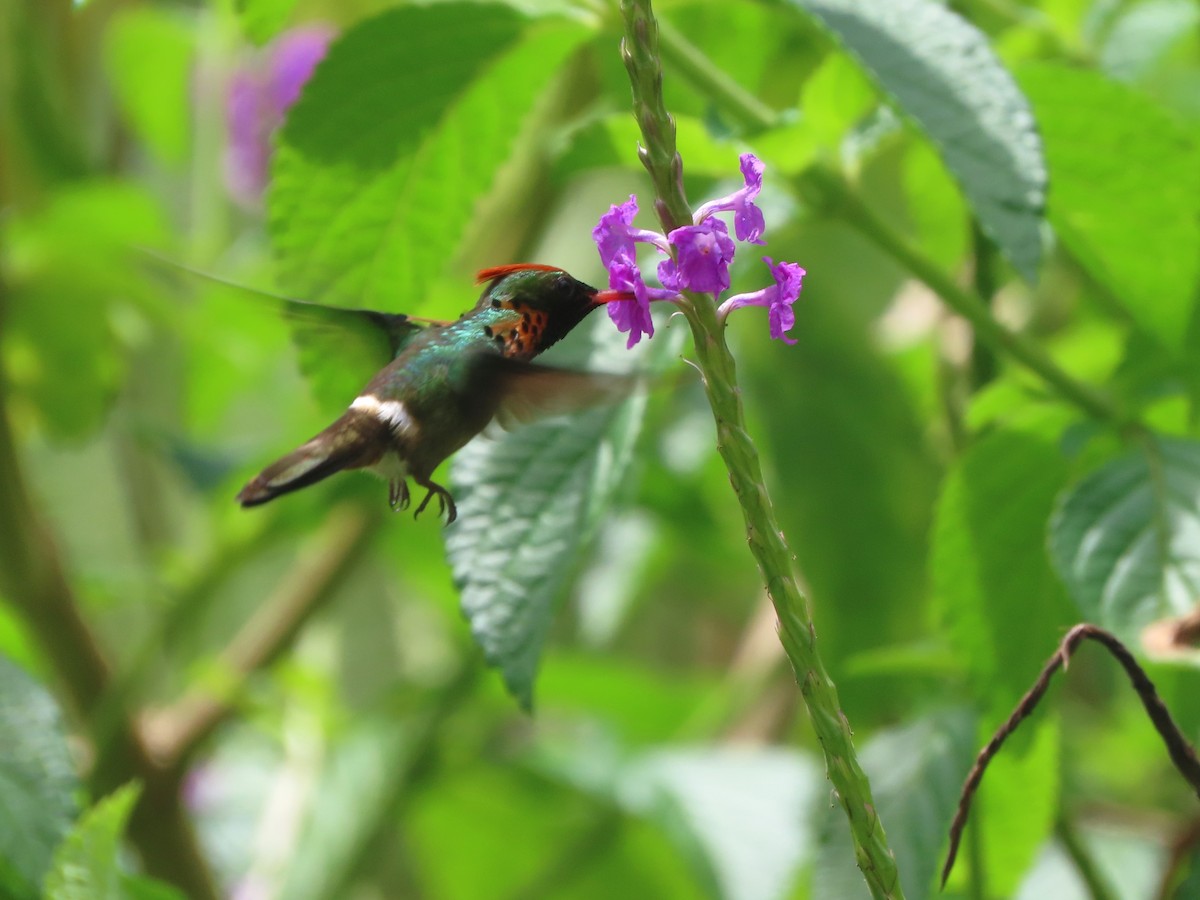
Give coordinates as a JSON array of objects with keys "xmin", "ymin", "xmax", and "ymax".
[
  {"xmin": 800, "ymin": 51, "xmax": 877, "ymax": 152},
  {"xmin": 447, "ymin": 382, "xmax": 648, "ymax": 709},
  {"xmin": 1050, "ymin": 437, "xmax": 1200, "ymax": 638},
  {"xmin": 269, "ymin": 4, "xmax": 589, "ymax": 308},
  {"xmin": 1018, "ymin": 63, "xmax": 1200, "ymax": 351},
  {"xmin": 812, "ymin": 710, "xmax": 976, "ymax": 900},
  {"xmin": 118, "ymin": 874, "xmax": 186, "ymax": 900},
  {"xmin": 409, "ymin": 758, "xmax": 702, "ymax": 899},
  {"xmin": 1100, "ymin": 0, "xmax": 1200, "ymax": 84},
  {"xmin": 0, "ymin": 655, "xmax": 79, "ymax": 899},
  {"xmin": 932, "ymin": 428, "xmax": 1076, "ymax": 712},
  {"xmin": 537, "ymin": 654, "xmax": 719, "ymax": 746},
  {"xmin": 617, "ymin": 747, "xmax": 820, "ymax": 900},
  {"xmin": 1, "ymin": 182, "xmax": 165, "ymax": 441},
  {"xmin": 788, "ymin": 0, "xmax": 1046, "ymax": 282},
  {"xmin": 903, "ymin": 137, "xmax": 970, "ymax": 271},
  {"xmin": 43, "ymin": 783, "xmax": 140, "ymax": 900},
  {"xmin": 103, "ymin": 8, "xmax": 193, "ymax": 164},
  {"xmin": 974, "ymin": 715, "xmax": 1060, "ymax": 897},
  {"xmin": 236, "ymin": 0, "xmax": 301, "ymax": 45}
]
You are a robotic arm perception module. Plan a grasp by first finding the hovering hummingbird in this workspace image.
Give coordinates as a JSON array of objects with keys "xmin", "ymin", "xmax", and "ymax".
[{"xmin": 236, "ymin": 263, "xmax": 636, "ymax": 523}]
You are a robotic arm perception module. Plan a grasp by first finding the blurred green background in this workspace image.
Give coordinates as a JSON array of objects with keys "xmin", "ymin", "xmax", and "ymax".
[{"xmin": 2, "ymin": 0, "xmax": 1200, "ymax": 897}]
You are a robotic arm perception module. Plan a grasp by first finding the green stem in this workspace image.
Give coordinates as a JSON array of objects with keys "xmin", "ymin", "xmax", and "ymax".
[
  {"xmin": 655, "ymin": 20, "xmax": 776, "ymax": 131},
  {"xmin": 619, "ymin": 2, "xmax": 903, "ymax": 897},
  {"xmin": 797, "ymin": 165, "xmax": 1126, "ymax": 428}
]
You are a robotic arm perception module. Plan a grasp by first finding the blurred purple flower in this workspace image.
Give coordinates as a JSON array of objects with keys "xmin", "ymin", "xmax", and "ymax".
[
  {"xmin": 225, "ymin": 25, "xmax": 334, "ymax": 206},
  {"xmin": 659, "ymin": 217, "xmax": 737, "ymax": 296},
  {"xmin": 719, "ymin": 257, "xmax": 806, "ymax": 344},
  {"xmin": 693, "ymin": 153, "xmax": 766, "ymax": 244},
  {"xmin": 181, "ymin": 764, "xmax": 218, "ymax": 813}
]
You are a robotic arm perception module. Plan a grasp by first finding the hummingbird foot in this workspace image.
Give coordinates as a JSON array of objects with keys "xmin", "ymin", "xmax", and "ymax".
[
  {"xmin": 388, "ymin": 478, "xmax": 411, "ymax": 512},
  {"xmin": 412, "ymin": 478, "xmax": 458, "ymax": 524}
]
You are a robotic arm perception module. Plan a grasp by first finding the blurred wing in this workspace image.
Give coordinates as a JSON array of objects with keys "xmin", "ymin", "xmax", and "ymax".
[
  {"xmin": 469, "ymin": 356, "xmax": 639, "ymax": 429},
  {"xmin": 138, "ymin": 250, "xmax": 441, "ymax": 408},
  {"xmin": 281, "ymin": 299, "xmax": 432, "ymax": 406}
]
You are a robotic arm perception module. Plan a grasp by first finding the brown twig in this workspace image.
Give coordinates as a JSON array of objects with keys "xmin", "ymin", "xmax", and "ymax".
[{"xmin": 941, "ymin": 623, "xmax": 1200, "ymax": 887}]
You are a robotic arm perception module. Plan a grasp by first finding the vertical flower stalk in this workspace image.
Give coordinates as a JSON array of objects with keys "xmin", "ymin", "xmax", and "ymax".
[{"xmin": 616, "ymin": 1, "xmax": 904, "ymax": 897}]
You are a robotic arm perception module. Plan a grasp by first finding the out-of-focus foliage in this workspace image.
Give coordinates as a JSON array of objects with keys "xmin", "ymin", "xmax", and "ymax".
[{"xmin": 2, "ymin": 0, "xmax": 1200, "ymax": 898}]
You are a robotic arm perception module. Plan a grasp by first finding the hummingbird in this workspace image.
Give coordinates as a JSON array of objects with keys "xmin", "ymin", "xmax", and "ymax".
[{"xmin": 235, "ymin": 263, "xmax": 636, "ymax": 523}]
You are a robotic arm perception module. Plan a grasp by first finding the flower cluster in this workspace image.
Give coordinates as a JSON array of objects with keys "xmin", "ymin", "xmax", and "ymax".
[{"xmin": 592, "ymin": 153, "xmax": 805, "ymax": 347}]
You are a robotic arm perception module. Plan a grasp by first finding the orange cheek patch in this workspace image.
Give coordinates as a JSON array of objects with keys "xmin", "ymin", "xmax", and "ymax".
[{"xmin": 491, "ymin": 306, "xmax": 549, "ymax": 357}]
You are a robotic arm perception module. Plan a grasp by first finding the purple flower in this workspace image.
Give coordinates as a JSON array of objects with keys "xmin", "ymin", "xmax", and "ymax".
[
  {"xmin": 592, "ymin": 195, "xmax": 671, "ymax": 268},
  {"xmin": 659, "ymin": 217, "xmax": 737, "ymax": 296},
  {"xmin": 606, "ymin": 255, "xmax": 678, "ymax": 348},
  {"xmin": 693, "ymin": 153, "xmax": 766, "ymax": 245},
  {"xmin": 225, "ymin": 25, "xmax": 334, "ymax": 206},
  {"xmin": 719, "ymin": 257, "xmax": 806, "ymax": 344}
]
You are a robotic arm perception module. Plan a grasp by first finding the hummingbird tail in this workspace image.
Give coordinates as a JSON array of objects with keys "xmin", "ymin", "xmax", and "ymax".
[{"xmin": 236, "ymin": 410, "xmax": 388, "ymax": 507}]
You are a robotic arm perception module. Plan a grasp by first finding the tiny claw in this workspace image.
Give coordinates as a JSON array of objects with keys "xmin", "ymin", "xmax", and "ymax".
[
  {"xmin": 412, "ymin": 480, "xmax": 458, "ymax": 524},
  {"xmin": 388, "ymin": 479, "xmax": 411, "ymax": 512}
]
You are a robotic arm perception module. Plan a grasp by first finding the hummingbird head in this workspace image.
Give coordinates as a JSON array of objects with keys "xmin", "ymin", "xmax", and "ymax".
[{"xmin": 473, "ymin": 264, "xmax": 637, "ymax": 356}]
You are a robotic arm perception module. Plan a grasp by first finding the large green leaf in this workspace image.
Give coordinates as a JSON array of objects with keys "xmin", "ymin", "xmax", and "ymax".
[
  {"xmin": 617, "ymin": 747, "xmax": 820, "ymax": 900},
  {"xmin": 1018, "ymin": 64, "xmax": 1200, "ymax": 352},
  {"xmin": 932, "ymin": 427, "xmax": 1076, "ymax": 712},
  {"xmin": 1050, "ymin": 437, "xmax": 1200, "ymax": 638},
  {"xmin": 409, "ymin": 756, "xmax": 701, "ymax": 899},
  {"xmin": 973, "ymin": 715, "xmax": 1060, "ymax": 898},
  {"xmin": 447, "ymin": 384, "xmax": 648, "ymax": 709},
  {"xmin": 788, "ymin": 0, "xmax": 1046, "ymax": 282},
  {"xmin": 43, "ymin": 784, "xmax": 139, "ymax": 900},
  {"xmin": 812, "ymin": 710, "xmax": 975, "ymax": 900},
  {"xmin": 0, "ymin": 655, "xmax": 79, "ymax": 899},
  {"xmin": 268, "ymin": 4, "xmax": 588, "ymax": 308}
]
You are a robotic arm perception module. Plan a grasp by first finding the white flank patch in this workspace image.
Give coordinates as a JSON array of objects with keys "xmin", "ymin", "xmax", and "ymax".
[{"xmin": 351, "ymin": 394, "xmax": 418, "ymax": 439}]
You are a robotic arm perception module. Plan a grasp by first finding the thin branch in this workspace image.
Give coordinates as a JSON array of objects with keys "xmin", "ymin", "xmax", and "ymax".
[
  {"xmin": 143, "ymin": 504, "xmax": 382, "ymax": 771},
  {"xmin": 942, "ymin": 623, "xmax": 1200, "ymax": 887}
]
